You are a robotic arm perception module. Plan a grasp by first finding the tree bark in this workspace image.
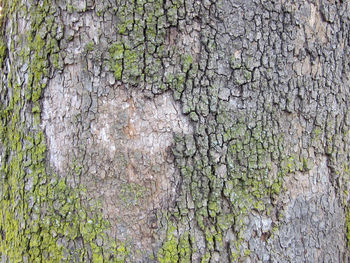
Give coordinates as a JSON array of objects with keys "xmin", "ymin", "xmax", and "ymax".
[{"xmin": 1, "ymin": 0, "xmax": 350, "ymax": 262}]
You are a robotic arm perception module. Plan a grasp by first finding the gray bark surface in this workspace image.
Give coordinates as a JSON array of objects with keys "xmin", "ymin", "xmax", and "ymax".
[{"xmin": 0, "ymin": 0, "xmax": 350, "ymax": 262}]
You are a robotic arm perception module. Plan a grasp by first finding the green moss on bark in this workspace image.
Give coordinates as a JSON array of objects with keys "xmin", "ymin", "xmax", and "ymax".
[{"xmin": 0, "ymin": 1, "xmax": 127, "ymax": 261}]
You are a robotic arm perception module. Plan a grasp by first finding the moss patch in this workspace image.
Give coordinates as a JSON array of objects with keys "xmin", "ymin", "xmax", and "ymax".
[{"xmin": 0, "ymin": 1, "xmax": 127, "ymax": 261}]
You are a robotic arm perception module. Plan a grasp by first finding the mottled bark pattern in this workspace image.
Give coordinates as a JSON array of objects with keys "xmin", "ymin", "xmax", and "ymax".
[{"xmin": 0, "ymin": 0, "xmax": 350, "ymax": 262}]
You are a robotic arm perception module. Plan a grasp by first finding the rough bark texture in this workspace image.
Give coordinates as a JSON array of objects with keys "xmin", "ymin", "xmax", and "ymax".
[{"xmin": 1, "ymin": 0, "xmax": 350, "ymax": 262}]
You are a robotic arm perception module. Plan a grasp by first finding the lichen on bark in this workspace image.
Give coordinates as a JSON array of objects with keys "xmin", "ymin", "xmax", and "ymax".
[
  {"xmin": 1, "ymin": 0, "xmax": 350, "ymax": 262},
  {"xmin": 0, "ymin": 0, "xmax": 124, "ymax": 261}
]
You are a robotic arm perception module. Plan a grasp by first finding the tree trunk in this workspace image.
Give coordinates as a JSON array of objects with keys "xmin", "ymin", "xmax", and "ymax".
[{"xmin": 1, "ymin": 0, "xmax": 350, "ymax": 262}]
